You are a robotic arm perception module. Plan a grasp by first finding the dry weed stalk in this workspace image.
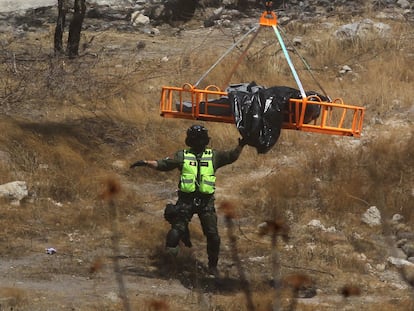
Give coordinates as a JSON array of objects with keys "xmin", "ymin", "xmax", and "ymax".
[
  {"xmin": 282, "ymin": 273, "xmax": 313, "ymax": 311},
  {"xmin": 146, "ymin": 298, "xmax": 170, "ymax": 311},
  {"xmin": 282, "ymin": 273, "xmax": 313, "ymax": 290},
  {"xmin": 102, "ymin": 177, "xmax": 131, "ymax": 311},
  {"xmin": 258, "ymin": 212, "xmax": 290, "ymax": 311},
  {"xmin": 89, "ymin": 256, "xmax": 104, "ymax": 274},
  {"xmin": 257, "ymin": 220, "xmax": 290, "ymax": 242},
  {"xmin": 220, "ymin": 201, "xmax": 255, "ymax": 311},
  {"xmin": 340, "ymin": 284, "xmax": 361, "ymax": 298}
]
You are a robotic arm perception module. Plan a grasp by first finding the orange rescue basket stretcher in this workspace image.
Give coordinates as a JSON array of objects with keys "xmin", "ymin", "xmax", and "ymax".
[
  {"xmin": 159, "ymin": 7, "xmax": 365, "ymax": 138},
  {"xmin": 160, "ymin": 84, "xmax": 365, "ymax": 137}
]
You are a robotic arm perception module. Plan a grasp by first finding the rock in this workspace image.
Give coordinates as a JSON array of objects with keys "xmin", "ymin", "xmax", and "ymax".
[
  {"xmin": 391, "ymin": 213, "xmax": 404, "ymax": 223},
  {"xmin": 373, "ymin": 22, "xmax": 392, "ymax": 37},
  {"xmin": 339, "ymin": 65, "xmax": 352, "ymax": 75},
  {"xmin": 361, "ymin": 206, "xmax": 381, "ymax": 227},
  {"xmin": 213, "ymin": 7, "xmax": 224, "ymax": 17},
  {"xmin": 86, "ymin": 7, "xmax": 128, "ymax": 21},
  {"xmin": 131, "ymin": 12, "xmax": 150, "ymax": 26},
  {"xmin": 334, "ymin": 19, "xmax": 372, "ymax": 40},
  {"xmin": 297, "ymin": 286, "xmax": 317, "ymax": 298},
  {"xmin": 334, "ymin": 19, "xmax": 391, "ymax": 41},
  {"xmin": 307, "ymin": 219, "xmax": 325, "ymax": 230},
  {"xmin": 204, "ymin": 19, "xmax": 215, "ymax": 28},
  {"xmin": 396, "ymin": 231, "xmax": 414, "ymax": 240},
  {"xmin": 379, "ymin": 270, "xmax": 410, "ymax": 290},
  {"xmin": 307, "ymin": 220, "xmax": 337, "ymax": 233},
  {"xmin": 390, "ymin": 247, "xmax": 409, "ymax": 260},
  {"xmin": 150, "ymin": 28, "xmax": 160, "ymax": 36},
  {"xmin": 292, "ymin": 36, "xmax": 302, "ymax": 46},
  {"xmin": 136, "ymin": 40, "xmax": 146, "ymax": 50},
  {"xmin": 357, "ymin": 253, "xmax": 367, "ymax": 261},
  {"xmin": 402, "ymin": 243, "xmax": 414, "ymax": 258},
  {"xmin": 400, "ymin": 265, "xmax": 414, "ymax": 287},
  {"xmin": 376, "ymin": 263, "xmax": 386, "ymax": 272},
  {"xmin": 387, "ymin": 256, "xmax": 414, "ymax": 268},
  {"xmin": 86, "ymin": 7, "xmax": 103, "ymax": 19},
  {"xmin": 0, "ymin": 181, "xmax": 29, "ymax": 205},
  {"xmin": 397, "ymin": 0, "xmax": 411, "ymax": 9},
  {"xmin": 223, "ymin": 0, "xmax": 237, "ymax": 6},
  {"xmin": 396, "ymin": 239, "xmax": 408, "ymax": 248}
]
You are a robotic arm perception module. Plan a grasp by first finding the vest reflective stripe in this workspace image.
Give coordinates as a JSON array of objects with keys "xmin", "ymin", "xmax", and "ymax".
[{"xmin": 180, "ymin": 149, "xmax": 215, "ymax": 194}]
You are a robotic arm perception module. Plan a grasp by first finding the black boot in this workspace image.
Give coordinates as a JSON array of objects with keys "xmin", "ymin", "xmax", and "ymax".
[
  {"xmin": 181, "ymin": 226, "xmax": 192, "ymax": 247},
  {"xmin": 207, "ymin": 264, "xmax": 220, "ymax": 278}
]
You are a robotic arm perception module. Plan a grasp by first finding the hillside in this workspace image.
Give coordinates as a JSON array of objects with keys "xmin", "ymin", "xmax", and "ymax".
[{"xmin": 0, "ymin": 1, "xmax": 413, "ymax": 310}]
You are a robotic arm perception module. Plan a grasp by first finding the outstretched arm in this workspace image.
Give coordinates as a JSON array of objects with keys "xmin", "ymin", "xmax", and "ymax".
[
  {"xmin": 130, "ymin": 160, "xmax": 158, "ymax": 169},
  {"xmin": 130, "ymin": 151, "xmax": 183, "ymax": 171},
  {"xmin": 144, "ymin": 160, "xmax": 158, "ymax": 169},
  {"xmin": 214, "ymin": 138, "xmax": 246, "ymax": 168}
]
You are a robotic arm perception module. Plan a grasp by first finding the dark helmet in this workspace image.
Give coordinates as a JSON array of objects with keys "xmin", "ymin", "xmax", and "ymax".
[{"xmin": 185, "ymin": 124, "xmax": 210, "ymax": 149}]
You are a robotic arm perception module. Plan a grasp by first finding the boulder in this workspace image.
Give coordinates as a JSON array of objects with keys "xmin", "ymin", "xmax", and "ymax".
[
  {"xmin": 0, "ymin": 181, "xmax": 29, "ymax": 205},
  {"xmin": 361, "ymin": 206, "xmax": 381, "ymax": 227}
]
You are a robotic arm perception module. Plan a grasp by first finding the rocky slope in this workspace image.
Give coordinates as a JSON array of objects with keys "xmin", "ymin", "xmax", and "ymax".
[{"xmin": 0, "ymin": 1, "xmax": 413, "ymax": 310}]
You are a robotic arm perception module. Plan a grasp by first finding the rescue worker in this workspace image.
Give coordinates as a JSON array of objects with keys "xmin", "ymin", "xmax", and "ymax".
[{"xmin": 130, "ymin": 124, "xmax": 246, "ymax": 276}]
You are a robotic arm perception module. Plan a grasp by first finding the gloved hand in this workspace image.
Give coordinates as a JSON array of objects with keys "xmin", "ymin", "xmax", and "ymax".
[
  {"xmin": 130, "ymin": 160, "xmax": 147, "ymax": 168},
  {"xmin": 238, "ymin": 137, "xmax": 248, "ymax": 147}
]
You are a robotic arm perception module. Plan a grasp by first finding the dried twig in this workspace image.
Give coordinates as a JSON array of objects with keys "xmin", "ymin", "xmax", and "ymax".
[
  {"xmin": 13, "ymin": 53, "xmax": 18, "ymax": 73},
  {"xmin": 280, "ymin": 263, "xmax": 335, "ymax": 278},
  {"xmin": 345, "ymin": 192, "xmax": 370, "ymax": 206},
  {"xmin": 103, "ymin": 178, "xmax": 131, "ymax": 311},
  {"xmin": 221, "ymin": 201, "xmax": 255, "ymax": 311}
]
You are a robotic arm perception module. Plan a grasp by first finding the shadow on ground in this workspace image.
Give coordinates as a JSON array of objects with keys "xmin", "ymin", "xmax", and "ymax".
[{"xmin": 121, "ymin": 246, "xmax": 268, "ymax": 294}]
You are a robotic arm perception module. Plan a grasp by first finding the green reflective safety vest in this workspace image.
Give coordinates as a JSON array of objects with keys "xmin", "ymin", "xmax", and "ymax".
[{"xmin": 180, "ymin": 149, "xmax": 216, "ymax": 194}]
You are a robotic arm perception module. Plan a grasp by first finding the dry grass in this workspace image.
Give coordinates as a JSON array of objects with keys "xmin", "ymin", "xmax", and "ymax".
[
  {"xmin": 0, "ymin": 7, "xmax": 413, "ymax": 311},
  {"xmin": 0, "ymin": 287, "xmax": 27, "ymax": 308}
]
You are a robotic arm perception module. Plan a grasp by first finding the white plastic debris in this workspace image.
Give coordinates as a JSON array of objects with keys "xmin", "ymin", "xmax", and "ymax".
[{"xmin": 45, "ymin": 247, "xmax": 57, "ymax": 255}]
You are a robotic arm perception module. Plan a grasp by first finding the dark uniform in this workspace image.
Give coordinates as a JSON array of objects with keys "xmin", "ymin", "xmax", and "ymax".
[
  {"xmin": 130, "ymin": 124, "xmax": 246, "ymax": 273},
  {"xmin": 156, "ymin": 145, "xmax": 243, "ymax": 269}
]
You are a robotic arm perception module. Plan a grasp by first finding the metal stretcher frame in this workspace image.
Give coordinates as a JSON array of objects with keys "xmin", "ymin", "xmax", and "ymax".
[{"xmin": 160, "ymin": 84, "xmax": 365, "ymax": 137}]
